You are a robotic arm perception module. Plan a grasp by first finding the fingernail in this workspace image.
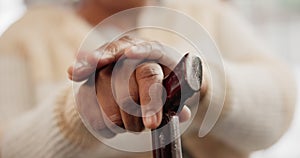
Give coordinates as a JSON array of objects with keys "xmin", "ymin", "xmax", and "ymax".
[
  {"xmin": 130, "ymin": 46, "xmax": 145, "ymax": 55},
  {"xmin": 74, "ymin": 60, "xmax": 91, "ymax": 70},
  {"xmin": 74, "ymin": 61, "xmax": 84, "ymax": 70},
  {"xmin": 144, "ymin": 111, "xmax": 157, "ymax": 128}
]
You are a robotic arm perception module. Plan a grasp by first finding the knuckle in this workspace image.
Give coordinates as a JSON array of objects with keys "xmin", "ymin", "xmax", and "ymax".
[
  {"xmin": 119, "ymin": 35, "xmax": 145, "ymax": 45},
  {"xmin": 140, "ymin": 42, "xmax": 153, "ymax": 50},
  {"xmin": 150, "ymin": 40, "xmax": 163, "ymax": 48},
  {"xmin": 136, "ymin": 63, "xmax": 163, "ymax": 81},
  {"xmin": 105, "ymin": 41, "xmax": 119, "ymax": 54},
  {"xmin": 119, "ymin": 35, "xmax": 134, "ymax": 43},
  {"xmin": 105, "ymin": 38, "xmax": 135, "ymax": 54}
]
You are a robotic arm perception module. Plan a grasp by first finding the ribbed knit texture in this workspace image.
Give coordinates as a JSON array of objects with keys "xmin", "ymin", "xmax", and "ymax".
[{"xmin": 1, "ymin": 85, "xmax": 100, "ymax": 158}]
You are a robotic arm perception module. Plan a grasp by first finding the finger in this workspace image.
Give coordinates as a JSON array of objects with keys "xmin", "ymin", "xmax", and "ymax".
[
  {"xmin": 68, "ymin": 50, "xmax": 99, "ymax": 81},
  {"xmin": 76, "ymin": 79, "xmax": 116, "ymax": 138},
  {"xmin": 118, "ymin": 74, "xmax": 144, "ymax": 132},
  {"xmin": 124, "ymin": 41, "xmax": 182, "ymax": 70},
  {"xmin": 135, "ymin": 63, "xmax": 164, "ymax": 129},
  {"xmin": 96, "ymin": 36, "xmax": 144, "ymax": 69},
  {"xmin": 69, "ymin": 36, "xmax": 145, "ymax": 82},
  {"xmin": 178, "ymin": 105, "xmax": 191, "ymax": 123},
  {"xmin": 112, "ymin": 59, "xmax": 145, "ymax": 132},
  {"xmin": 68, "ymin": 45, "xmax": 122, "ymax": 82},
  {"xmin": 96, "ymin": 65, "xmax": 125, "ymax": 134}
]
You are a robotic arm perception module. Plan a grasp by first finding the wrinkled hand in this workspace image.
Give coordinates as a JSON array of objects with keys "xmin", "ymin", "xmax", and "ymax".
[{"xmin": 68, "ymin": 36, "xmax": 195, "ymax": 137}]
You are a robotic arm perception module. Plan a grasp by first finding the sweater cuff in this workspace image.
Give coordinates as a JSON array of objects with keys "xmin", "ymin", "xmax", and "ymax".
[{"xmin": 54, "ymin": 85, "xmax": 99, "ymax": 149}]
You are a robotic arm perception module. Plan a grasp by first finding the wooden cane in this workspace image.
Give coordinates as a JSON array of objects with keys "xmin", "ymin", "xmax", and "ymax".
[{"xmin": 151, "ymin": 53, "xmax": 203, "ymax": 158}]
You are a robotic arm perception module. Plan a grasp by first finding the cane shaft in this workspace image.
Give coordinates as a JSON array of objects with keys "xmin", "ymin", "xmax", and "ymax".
[
  {"xmin": 152, "ymin": 116, "xmax": 182, "ymax": 158},
  {"xmin": 151, "ymin": 53, "xmax": 202, "ymax": 158}
]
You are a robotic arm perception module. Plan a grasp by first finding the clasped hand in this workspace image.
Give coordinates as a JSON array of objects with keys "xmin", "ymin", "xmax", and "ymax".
[{"xmin": 68, "ymin": 36, "xmax": 199, "ymax": 138}]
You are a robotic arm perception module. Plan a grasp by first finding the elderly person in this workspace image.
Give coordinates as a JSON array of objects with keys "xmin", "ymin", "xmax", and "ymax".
[{"xmin": 0, "ymin": 0, "xmax": 297, "ymax": 158}]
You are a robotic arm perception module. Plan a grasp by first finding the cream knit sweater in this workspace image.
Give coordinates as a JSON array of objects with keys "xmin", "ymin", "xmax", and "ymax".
[{"xmin": 0, "ymin": 1, "xmax": 297, "ymax": 158}]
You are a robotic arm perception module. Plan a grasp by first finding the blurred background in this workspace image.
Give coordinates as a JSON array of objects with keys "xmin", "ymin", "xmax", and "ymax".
[
  {"xmin": 228, "ymin": 0, "xmax": 300, "ymax": 158},
  {"xmin": 0, "ymin": 0, "xmax": 25, "ymax": 35},
  {"xmin": 230, "ymin": 0, "xmax": 300, "ymax": 66},
  {"xmin": 0, "ymin": 0, "xmax": 299, "ymax": 157}
]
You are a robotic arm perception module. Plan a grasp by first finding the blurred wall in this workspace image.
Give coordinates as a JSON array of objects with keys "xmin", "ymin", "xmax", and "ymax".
[
  {"xmin": 230, "ymin": 0, "xmax": 300, "ymax": 66},
  {"xmin": 228, "ymin": 2, "xmax": 300, "ymax": 158},
  {"xmin": 2, "ymin": 0, "xmax": 299, "ymax": 66},
  {"xmin": 0, "ymin": 0, "xmax": 26, "ymax": 35}
]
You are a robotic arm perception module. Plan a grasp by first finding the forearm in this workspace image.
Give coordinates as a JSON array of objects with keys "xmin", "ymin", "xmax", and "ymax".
[{"xmin": 209, "ymin": 58, "xmax": 297, "ymax": 153}]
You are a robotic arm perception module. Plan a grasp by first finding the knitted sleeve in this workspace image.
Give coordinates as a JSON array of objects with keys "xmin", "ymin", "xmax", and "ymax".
[
  {"xmin": 162, "ymin": 1, "xmax": 297, "ymax": 153},
  {"xmin": 205, "ymin": 3, "xmax": 298, "ymax": 153},
  {"xmin": 0, "ymin": 55, "xmax": 100, "ymax": 158}
]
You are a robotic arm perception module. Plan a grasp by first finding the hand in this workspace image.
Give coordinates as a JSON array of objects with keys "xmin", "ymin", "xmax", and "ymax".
[{"xmin": 68, "ymin": 36, "xmax": 204, "ymax": 137}]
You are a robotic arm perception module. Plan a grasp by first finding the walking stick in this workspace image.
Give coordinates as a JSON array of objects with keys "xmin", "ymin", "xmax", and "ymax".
[{"xmin": 151, "ymin": 53, "xmax": 203, "ymax": 158}]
